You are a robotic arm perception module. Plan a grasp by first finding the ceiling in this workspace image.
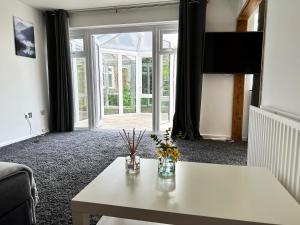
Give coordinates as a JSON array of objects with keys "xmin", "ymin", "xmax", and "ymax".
[{"xmin": 18, "ymin": 0, "xmax": 177, "ymax": 10}]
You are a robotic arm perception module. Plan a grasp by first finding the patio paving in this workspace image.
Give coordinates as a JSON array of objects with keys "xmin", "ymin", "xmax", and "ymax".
[{"xmin": 75, "ymin": 113, "xmax": 171, "ymax": 131}]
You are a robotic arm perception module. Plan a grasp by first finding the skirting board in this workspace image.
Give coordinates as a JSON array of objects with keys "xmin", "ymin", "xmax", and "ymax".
[
  {"xmin": 202, "ymin": 134, "xmax": 248, "ymax": 142},
  {"xmin": 0, "ymin": 131, "xmax": 48, "ymax": 148},
  {"xmin": 201, "ymin": 134, "xmax": 231, "ymax": 141}
]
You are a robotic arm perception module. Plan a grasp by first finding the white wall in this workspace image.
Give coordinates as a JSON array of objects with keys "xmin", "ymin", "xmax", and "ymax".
[
  {"xmin": 0, "ymin": 0, "xmax": 48, "ymax": 147},
  {"xmin": 69, "ymin": 0, "xmax": 240, "ymax": 139},
  {"xmin": 69, "ymin": 4, "xmax": 179, "ymax": 28},
  {"xmin": 201, "ymin": 0, "xmax": 239, "ymax": 140},
  {"xmin": 261, "ymin": 0, "xmax": 300, "ymax": 117},
  {"xmin": 236, "ymin": 0, "xmax": 247, "ymax": 17}
]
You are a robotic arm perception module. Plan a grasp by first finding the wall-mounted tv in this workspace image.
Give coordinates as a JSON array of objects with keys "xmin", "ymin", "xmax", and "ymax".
[{"xmin": 203, "ymin": 32, "xmax": 263, "ymax": 74}]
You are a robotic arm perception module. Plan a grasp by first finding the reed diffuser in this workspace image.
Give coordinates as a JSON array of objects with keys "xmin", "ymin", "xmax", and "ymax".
[{"xmin": 119, "ymin": 128, "xmax": 145, "ymax": 174}]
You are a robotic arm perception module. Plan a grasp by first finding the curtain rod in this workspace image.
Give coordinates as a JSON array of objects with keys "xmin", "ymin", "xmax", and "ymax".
[{"xmin": 69, "ymin": 1, "xmax": 180, "ymax": 14}]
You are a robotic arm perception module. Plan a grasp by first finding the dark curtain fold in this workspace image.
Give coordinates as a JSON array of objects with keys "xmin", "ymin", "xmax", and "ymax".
[
  {"xmin": 251, "ymin": 0, "xmax": 266, "ymax": 107},
  {"xmin": 45, "ymin": 10, "xmax": 74, "ymax": 132},
  {"xmin": 172, "ymin": 0, "xmax": 207, "ymax": 139}
]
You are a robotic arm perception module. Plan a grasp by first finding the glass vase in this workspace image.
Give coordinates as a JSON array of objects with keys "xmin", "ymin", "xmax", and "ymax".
[
  {"xmin": 125, "ymin": 155, "xmax": 140, "ymax": 174},
  {"xmin": 158, "ymin": 156, "xmax": 176, "ymax": 178}
]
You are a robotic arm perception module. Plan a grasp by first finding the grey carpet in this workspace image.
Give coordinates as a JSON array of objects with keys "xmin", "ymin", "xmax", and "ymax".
[{"xmin": 0, "ymin": 129, "xmax": 247, "ymax": 225}]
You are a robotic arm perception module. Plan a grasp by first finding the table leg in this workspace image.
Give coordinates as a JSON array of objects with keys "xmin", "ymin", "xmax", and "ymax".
[{"xmin": 72, "ymin": 211, "xmax": 90, "ymax": 225}]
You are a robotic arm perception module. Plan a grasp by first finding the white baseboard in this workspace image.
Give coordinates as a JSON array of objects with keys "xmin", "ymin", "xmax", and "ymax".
[
  {"xmin": 0, "ymin": 131, "xmax": 47, "ymax": 148},
  {"xmin": 201, "ymin": 134, "xmax": 231, "ymax": 141},
  {"xmin": 201, "ymin": 133, "xmax": 248, "ymax": 142},
  {"xmin": 242, "ymin": 137, "xmax": 248, "ymax": 141}
]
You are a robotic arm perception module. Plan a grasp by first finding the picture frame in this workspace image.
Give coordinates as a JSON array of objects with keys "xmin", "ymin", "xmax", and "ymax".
[{"xmin": 13, "ymin": 16, "xmax": 36, "ymax": 58}]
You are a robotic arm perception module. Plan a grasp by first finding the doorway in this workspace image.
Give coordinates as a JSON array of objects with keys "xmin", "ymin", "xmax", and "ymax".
[
  {"xmin": 95, "ymin": 32, "xmax": 153, "ymax": 130},
  {"xmin": 70, "ymin": 24, "xmax": 178, "ymax": 132}
]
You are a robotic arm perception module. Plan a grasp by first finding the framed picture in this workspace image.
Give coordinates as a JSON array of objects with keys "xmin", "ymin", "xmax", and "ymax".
[{"xmin": 13, "ymin": 16, "xmax": 36, "ymax": 58}]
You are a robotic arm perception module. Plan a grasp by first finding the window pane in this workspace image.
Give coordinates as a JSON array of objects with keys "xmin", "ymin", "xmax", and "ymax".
[
  {"xmin": 141, "ymin": 98, "xmax": 152, "ymax": 113},
  {"xmin": 162, "ymin": 33, "xmax": 178, "ymax": 49},
  {"xmin": 97, "ymin": 32, "xmax": 152, "ymax": 52},
  {"xmin": 70, "ymin": 39, "xmax": 84, "ymax": 52},
  {"xmin": 142, "ymin": 57, "xmax": 153, "ymax": 94},
  {"xmin": 122, "ymin": 55, "xmax": 136, "ymax": 113},
  {"xmin": 161, "ymin": 55, "xmax": 171, "ymax": 123},
  {"xmin": 102, "ymin": 53, "xmax": 119, "ymax": 115},
  {"xmin": 72, "ymin": 57, "xmax": 88, "ymax": 128}
]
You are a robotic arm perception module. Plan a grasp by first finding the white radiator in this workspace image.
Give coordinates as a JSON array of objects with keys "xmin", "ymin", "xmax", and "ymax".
[{"xmin": 248, "ymin": 106, "xmax": 300, "ymax": 203}]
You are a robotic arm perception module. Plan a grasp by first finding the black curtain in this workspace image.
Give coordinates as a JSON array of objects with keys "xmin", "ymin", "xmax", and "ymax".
[
  {"xmin": 45, "ymin": 10, "xmax": 74, "ymax": 132},
  {"xmin": 251, "ymin": 0, "xmax": 266, "ymax": 107},
  {"xmin": 172, "ymin": 0, "xmax": 207, "ymax": 139}
]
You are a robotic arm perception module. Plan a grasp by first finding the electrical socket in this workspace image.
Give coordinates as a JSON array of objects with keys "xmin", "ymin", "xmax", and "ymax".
[{"xmin": 28, "ymin": 112, "xmax": 32, "ymax": 118}]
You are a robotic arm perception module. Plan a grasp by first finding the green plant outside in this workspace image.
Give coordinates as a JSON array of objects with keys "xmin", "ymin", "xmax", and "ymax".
[{"xmin": 123, "ymin": 84, "xmax": 132, "ymax": 107}]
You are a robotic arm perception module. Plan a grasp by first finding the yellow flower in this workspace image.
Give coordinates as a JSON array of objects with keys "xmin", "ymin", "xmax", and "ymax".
[
  {"xmin": 161, "ymin": 150, "xmax": 168, "ymax": 158},
  {"xmin": 172, "ymin": 148, "xmax": 181, "ymax": 161},
  {"xmin": 156, "ymin": 149, "xmax": 168, "ymax": 158},
  {"xmin": 156, "ymin": 149, "xmax": 162, "ymax": 157},
  {"xmin": 167, "ymin": 148, "xmax": 172, "ymax": 154}
]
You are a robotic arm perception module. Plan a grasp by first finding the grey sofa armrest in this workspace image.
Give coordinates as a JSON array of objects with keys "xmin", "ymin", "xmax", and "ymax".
[{"xmin": 0, "ymin": 172, "xmax": 32, "ymax": 225}]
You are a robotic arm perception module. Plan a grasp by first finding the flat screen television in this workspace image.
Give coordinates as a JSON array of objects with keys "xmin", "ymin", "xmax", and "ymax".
[{"xmin": 203, "ymin": 32, "xmax": 263, "ymax": 74}]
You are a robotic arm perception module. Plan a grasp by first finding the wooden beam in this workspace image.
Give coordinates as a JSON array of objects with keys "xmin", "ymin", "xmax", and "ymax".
[
  {"xmin": 231, "ymin": 19, "xmax": 248, "ymax": 141},
  {"xmin": 239, "ymin": 0, "xmax": 262, "ymax": 21},
  {"xmin": 232, "ymin": 74, "xmax": 245, "ymax": 140},
  {"xmin": 236, "ymin": 19, "xmax": 248, "ymax": 32},
  {"xmin": 231, "ymin": 0, "xmax": 264, "ymax": 141}
]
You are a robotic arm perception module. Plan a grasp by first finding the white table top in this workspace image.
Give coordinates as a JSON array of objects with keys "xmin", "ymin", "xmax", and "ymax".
[
  {"xmin": 72, "ymin": 157, "xmax": 300, "ymax": 225},
  {"xmin": 97, "ymin": 216, "xmax": 167, "ymax": 225}
]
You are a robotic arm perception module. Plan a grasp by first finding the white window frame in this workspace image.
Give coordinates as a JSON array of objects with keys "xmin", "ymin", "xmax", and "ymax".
[
  {"xmin": 70, "ymin": 34, "xmax": 92, "ymax": 129},
  {"xmin": 70, "ymin": 22, "xmax": 178, "ymax": 132},
  {"xmin": 159, "ymin": 29, "xmax": 178, "ymax": 53},
  {"xmin": 103, "ymin": 65, "xmax": 115, "ymax": 89},
  {"xmin": 158, "ymin": 29, "xmax": 178, "ymax": 128}
]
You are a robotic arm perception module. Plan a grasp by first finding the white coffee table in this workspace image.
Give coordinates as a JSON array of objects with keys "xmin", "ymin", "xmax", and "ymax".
[{"xmin": 71, "ymin": 157, "xmax": 300, "ymax": 225}]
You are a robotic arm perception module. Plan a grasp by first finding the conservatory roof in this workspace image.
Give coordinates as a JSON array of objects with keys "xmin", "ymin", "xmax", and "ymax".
[
  {"xmin": 96, "ymin": 32, "xmax": 152, "ymax": 52},
  {"xmin": 95, "ymin": 31, "xmax": 177, "ymax": 53}
]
